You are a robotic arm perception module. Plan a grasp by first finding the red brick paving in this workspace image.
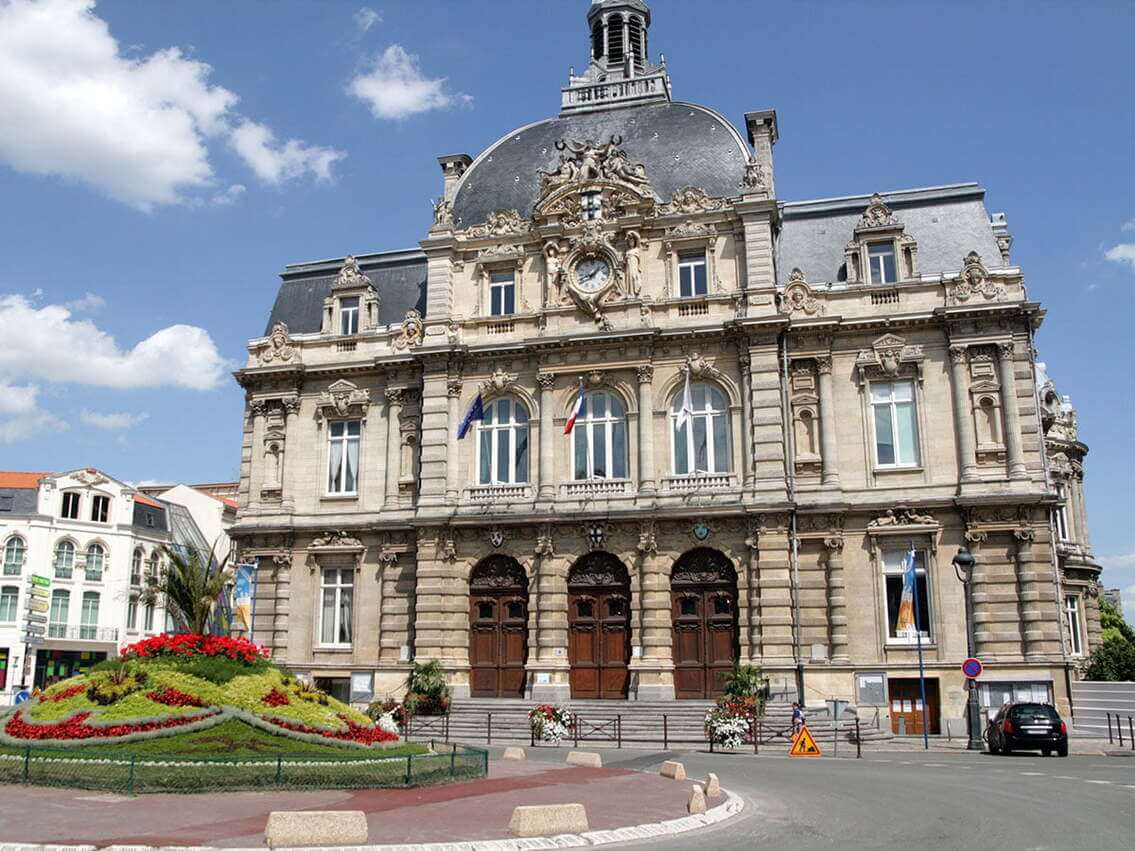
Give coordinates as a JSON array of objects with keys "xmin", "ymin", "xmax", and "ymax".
[{"xmin": 0, "ymin": 760, "xmax": 708, "ymax": 847}]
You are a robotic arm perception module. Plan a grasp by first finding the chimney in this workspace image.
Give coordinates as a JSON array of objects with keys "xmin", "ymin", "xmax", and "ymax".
[
  {"xmin": 744, "ymin": 110, "xmax": 779, "ymax": 199},
  {"xmin": 437, "ymin": 154, "xmax": 472, "ymax": 203}
]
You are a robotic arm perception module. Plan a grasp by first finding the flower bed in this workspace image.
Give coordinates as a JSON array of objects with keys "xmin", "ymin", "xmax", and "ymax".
[
  {"xmin": 704, "ymin": 698, "xmax": 757, "ymax": 750},
  {"xmin": 528, "ymin": 704, "xmax": 574, "ymax": 744},
  {"xmin": 121, "ymin": 634, "xmax": 269, "ymax": 663},
  {"xmin": 4, "ymin": 708, "xmax": 219, "ymax": 742},
  {"xmin": 147, "ymin": 688, "xmax": 207, "ymax": 708}
]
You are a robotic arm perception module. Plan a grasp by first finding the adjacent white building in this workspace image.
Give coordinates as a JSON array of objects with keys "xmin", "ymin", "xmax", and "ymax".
[{"xmin": 0, "ymin": 469, "xmax": 235, "ymax": 702}]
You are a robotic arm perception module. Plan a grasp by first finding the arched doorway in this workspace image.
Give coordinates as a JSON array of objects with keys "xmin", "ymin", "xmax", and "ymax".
[
  {"xmin": 568, "ymin": 552, "xmax": 632, "ymax": 699},
  {"xmin": 670, "ymin": 548, "xmax": 739, "ymax": 699},
  {"xmin": 468, "ymin": 555, "xmax": 529, "ymax": 698}
]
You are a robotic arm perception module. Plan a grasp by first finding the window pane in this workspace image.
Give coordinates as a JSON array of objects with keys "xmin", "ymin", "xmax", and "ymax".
[
  {"xmin": 497, "ymin": 398, "xmax": 511, "ymax": 422},
  {"xmin": 347, "ymin": 421, "xmax": 361, "ymax": 436},
  {"xmin": 679, "ymin": 266, "xmax": 692, "ymax": 298},
  {"xmin": 692, "ymin": 382, "xmax": 706, "ymax": 410},
  {"xmin": 712, "ymin": 413, "xmax": 729, "ymax": 472},
  {"xmin": 491, "ymin": 287, "xmax": 502, "ymax": 316},
  {"xmin": 885, "ymin": 575, "xmax": 902, "ymax": 637},
  {"xmin": 674, "ymin": 421, "xmax": 689, "ymax": 474},
  {"xmin": 694, "ymin": 261, "xmax": 707, "ymax": 295},
  {"xmin": 328, "ymin": 438, "xmax": 343, "ymax": 492},
  {"xmin": 514, "ymin": 402, "xmax": 528, "ymax": 424},
  {"xmin": 613, "ymin": 421, "xmax": 627, "ymax": 478},
  {"xmin": 497, "ymin": 428, "xmax": 511, "ymax": 482},
  {"xmin": 344, "ymin": 435, "xmax": 359, "ymax": 492},
  {"xmin": 693, "ymin": 415, "xmax": 709, "ymax": 472},
  {"xmin": 891, "ymin": 381, "xmax": 913, "ymax": 403},
  {"xmin": 870, "ymin": 382, "xmax": 893, "ymax": 404},
  {"xmin": 915, "ymin": 574, "xmax": 931, "ymax": 636},
  {"xmin": 895, "ymin": 402, "xmax": 920, "ymax": 465},
  {"xmin": 321, "ymin": 587, "xmax": 336, "ymax": 644},
  {"xmin": 479, "ymin": 429, "xmax": 492, "ymax": 484},
  {"xmin": 592, "ymin": 393, "xmax": 607, "ymax": 418},
  {"xmin": 593, "ymin": 425, "xmax": 607, "ymax": 478},
  {"xmin": 330, "ymin": 421, "xmax": 345, "ymax": 437},
  {"xmin": 504, "ymin": 284, "xmax": 515, "ymax": 315},
  {"xmin": 574, "ymin": 429, "xmax": 589, "ymax": 479},
  {"xmin": 515, "ymin": 425, "xmax": 529, "ymax": 482},
  {"xmin": 874, "ymin": 405, "xmax": 896, "ymax": 465},
  {"xmin": 338, "ymin": 587, "xmax": 353, "ymax": 643}
]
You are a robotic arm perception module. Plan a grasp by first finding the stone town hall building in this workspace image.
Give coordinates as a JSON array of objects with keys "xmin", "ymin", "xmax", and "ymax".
[{"xmin": 231, "ymin": 1, "xmax": 1102, "ymax": 729}]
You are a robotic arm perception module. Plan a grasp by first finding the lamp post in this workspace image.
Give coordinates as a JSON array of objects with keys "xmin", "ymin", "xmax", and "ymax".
[{"xmin": 952, "ymin": 547, "xmax": 984, "ymax": 750}]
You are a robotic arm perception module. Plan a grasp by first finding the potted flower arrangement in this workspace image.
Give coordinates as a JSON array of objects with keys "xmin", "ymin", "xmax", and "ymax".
[
  {"xmin": 704, "ymin": 664, "xmax": 767, "ymax": 749},
  {"xmin": 528, "ymin": 704, "xmax": 574, "ymax": 744}
]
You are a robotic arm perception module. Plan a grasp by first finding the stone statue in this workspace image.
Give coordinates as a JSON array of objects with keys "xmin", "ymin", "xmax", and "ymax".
[{"xmin": 624, "ymin": 231, "xmax": 642, "ymax": 297}]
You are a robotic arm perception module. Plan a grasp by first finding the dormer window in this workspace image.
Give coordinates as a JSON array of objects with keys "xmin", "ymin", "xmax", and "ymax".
[
  {"xmin": 580, "ymin": 191, "xmax": 603, "ymax": 221},
  {"xmin": 61, "ymin": 492, "xmax": 80, "ymax": 520},
  {"xmin": 678, "ymin": 252, "xmax": 708, "ymax": 298},
  {"xmin": 868, "ymin": 243, "xmax": 897, "ymax": 285},
  {"xmin": 90, "ymin": 495, "xmax": 109, "ymax": 523},
  {"xmin": 339, "ymin": 297, "xmax": 360, "ymax": 336},
  {"xmin": 490, "ymin": 272, "xmax": 516, "ymax": 317}
]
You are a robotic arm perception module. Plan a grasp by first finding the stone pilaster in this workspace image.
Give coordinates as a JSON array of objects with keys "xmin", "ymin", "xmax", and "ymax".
[
  {"xmin": 417, "ymin": 371, "xmax": 449, "ymax": 506},
  {"xmin": 739, "ymin": 352, "xmax": 755, "ymax": 491},
  {"xmin": 635, "ymin": 548, "xmax": 675, "ymax": 700},
  {"xmin": 745, "ymin": 522, "xmax": 761, "ymax": 662},
  {"xmin": 816, "ymin": 356, "xmax": 841, "ymax": 488},
  {"xmin": 1016, "ymin": 526, "xmax": 1063, "ymax": 661},
  {"xmin": 825, "ymin": 535, "xmax": 849, "ymax": 662},
  {"xmin": 749, "ymin": 340, "xmax": 789, "ymax": 496},
  {"xmin": 997, "ymin": 342, "xmax": 1028, "ymax": 479},
  {"xmin": 968, "ymin": 532, "xmax": 1025, "ymax": 661},
  {"xmin": 272, "ymin": 556, "xmax": 292, "ymax": 664},
  {"xmin": 412, "ymin": 531, "xmax": 470, "ymax": 695},
  {"xmin": 636, "ymin": 365, "xmax": 656, "ymax": 495},
  {"xmin": 445, "ymin": 379, "xmax": 461, "ymax": 502},
  {"xmin": 537, "ymin": 373, "xmax": 556, "ymax": 502},
  {"xmin": 755, "ymin": 516, "xmax": 794, "ymax": 665},
  {"xmin": 384, "ymin": 388, "xmax": 403, "ymax": 510},
  {"xmin": 529, "ymin": 537, "xmax": 570, "ymax": 701},
  {"xmin": 796, "ymin": 541, "xmax": 829, "ymax": 660},
  {"xmin": 379, "ymin": 548, "xmax": 415, "ymax": 665},
  {"xmin": 949, "ymin": 345, "xmax": 979, "ymax": 482},
  {"xmin": 280, "ymin": 396, "xmax": 300, "ymax": 510}
]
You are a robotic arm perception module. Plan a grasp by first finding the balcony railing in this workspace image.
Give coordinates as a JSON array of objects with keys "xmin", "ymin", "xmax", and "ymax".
[
  {"xmin": 47, "ymin": 624, "xmax": 119, "ymax": 642},
  {"xmin": 561, "ymin": 479, "xmax": 633, "ymax": 499},
  {"xmin": 661, "ymin": 473, "xmax": 735, "ymax": 493},
  {"xmin": 466, "ymin": 483, "xmax": 531, "ymax": 502}
]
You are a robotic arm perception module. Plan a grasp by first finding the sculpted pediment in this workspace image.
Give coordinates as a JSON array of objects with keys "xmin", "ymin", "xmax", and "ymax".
[
  {"xmin": 315, "ymin": 379, "xmax": 371, "ymax": 422},
  {"xmin": 533, "ymin": 135, "xmax": 656, "ymax": 224}
]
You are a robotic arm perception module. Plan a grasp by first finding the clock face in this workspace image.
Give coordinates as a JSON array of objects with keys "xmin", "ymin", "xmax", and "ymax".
[{"xmin": 574, "ymin": 257, "xmax": 611, "ymax": 293}]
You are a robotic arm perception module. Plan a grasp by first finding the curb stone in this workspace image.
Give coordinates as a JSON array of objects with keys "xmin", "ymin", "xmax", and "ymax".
[{"xmin": 0, "ymin": 791, "xmax": 743, "ymax": 851}]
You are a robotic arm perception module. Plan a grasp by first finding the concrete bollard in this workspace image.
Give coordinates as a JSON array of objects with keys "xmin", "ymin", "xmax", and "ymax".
[
  {"xmin": 502, "ymin": 746, "xmax": 527, "ymax": 761},
  {"xmin": 703, "ymin": 772, "xmax": 721, "ymax": 798},
  {"xmin": 509, "ymin": 803, "xmax": 590, "ymax": 837},
  {"xmin": 688, "ymin": 784, "xmax": 707, "ymax": 815},
  {"xmin": 659, "ymin": 760, "xmax": 686, "ymax": 780},
  {"xmin": 566, "ymin": 750, "xmax": 603, "ymax": 768},
  {"xmin": 265, "ymin": 811, "xmax": 367, "ymax": 848}
]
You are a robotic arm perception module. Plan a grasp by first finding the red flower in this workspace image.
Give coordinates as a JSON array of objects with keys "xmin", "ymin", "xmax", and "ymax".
[
  {"xmin": 146, "ymin": 688, "xmax": 207, "ymax": 708},
  {"xmin": 42, "ymin": 684, "xmax": 87, "ymax": 703},
  {"xmin": 262, "ymin": 713, "xmax": 399, "ymax": 745},
  {"xmin": 261, "ymin": 688, "xmax": 290, "ymax": 707},
  {"xmin": 4, "ymin": 708, "xmax": 215, "ymax": 741},
  {"xmin": 120, "ymin": 634, "xmax": 269, "ymax": 663}
]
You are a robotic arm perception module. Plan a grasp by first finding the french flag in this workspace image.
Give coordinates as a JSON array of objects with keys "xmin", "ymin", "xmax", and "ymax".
[{"xmin": 564, "ymin": 378, "xmax": 586, "ymax": 434}]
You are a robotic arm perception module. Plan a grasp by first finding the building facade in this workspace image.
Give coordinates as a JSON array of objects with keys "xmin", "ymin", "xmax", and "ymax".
[{"xmin": 230, "ymin": 1, "xmax": 1102, "ymax": 729}]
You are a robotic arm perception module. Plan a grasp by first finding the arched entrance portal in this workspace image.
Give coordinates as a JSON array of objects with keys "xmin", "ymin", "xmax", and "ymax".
[
  {"xmin": 568, "ymin": 552, "xmax": 632, "ymax": 699},
  {"xmin": 670, "ymin": 548, "xmax": 739, "ymax": 699},
  {"xmin": 468, "ymin": 555, "xmax": 529, "ymax": 698}
]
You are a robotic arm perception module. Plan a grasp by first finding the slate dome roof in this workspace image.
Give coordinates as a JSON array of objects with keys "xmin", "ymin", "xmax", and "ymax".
[{"xmin": 452, "ymin": 100, "xmax": 750, "ymax": 229}]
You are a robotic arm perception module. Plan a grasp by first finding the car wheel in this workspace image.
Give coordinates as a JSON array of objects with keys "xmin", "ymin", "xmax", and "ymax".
[{"xmin": 1057, "ymin": 744, "xmax": 1068, "ymax": 757}]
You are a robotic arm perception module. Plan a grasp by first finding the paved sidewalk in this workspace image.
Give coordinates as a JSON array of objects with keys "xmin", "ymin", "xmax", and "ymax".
[{"xmin": 0, "ymin": 758, "xmax": 716, "ymax": 847}]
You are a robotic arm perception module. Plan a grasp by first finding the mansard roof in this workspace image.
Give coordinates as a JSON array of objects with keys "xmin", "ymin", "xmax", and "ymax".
[
  {"xmin": 264, "ymin": 248, "xmax": 427, "ymax": 336},
  {"xmin": 452, "ymin": 100, "xmax": 749, "ymax": 230},
  {"xmin": 779, "ymin": 183, "xmax": 1005, "ymax": 285}
]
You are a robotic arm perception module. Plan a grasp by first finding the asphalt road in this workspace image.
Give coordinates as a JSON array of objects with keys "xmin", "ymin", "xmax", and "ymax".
[{"xmin": 518, "ymin": 746, "xmax": 1135, "ymax": 851}]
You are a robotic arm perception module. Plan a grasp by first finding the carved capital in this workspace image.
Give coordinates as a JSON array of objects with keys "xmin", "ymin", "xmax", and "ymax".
[
  {"xmin": 537, "ymin": 373, "xmax": 557, "ymax": 392},
  {"xmin": 446, "ymin": 378, "xmax": 463, "ymax": 398},
  {"xmin": 636, "ymin": 519, "xmax": 658, "ymax": 555},
  {"xmin": 535, "ymin": 524, "xmax": 555, "ymax": 558},
  {"xmin": 814, "ymin": 355, "xmax": 833, "ymax": 375},
  {"xmin": 280, "ymin": 395, "xmax": 300, "ymax": 415},
  {"xmin": 948, "ymin": 344, "xmax": 969, "ymax": 365},
  {"xmin": 636, "ymin": 364, "xmax": 654, "ymax": 384},
  {"xmin": 997, "ymin": 341, "xmax": 1016, "ymax": 360},
  {"xmin": 824, "ymin": 535, "xmax": 845, "ymax": 553},
  {"xmin": 384, "ymin": 387, "xmax": 404, "ymax": 406}
]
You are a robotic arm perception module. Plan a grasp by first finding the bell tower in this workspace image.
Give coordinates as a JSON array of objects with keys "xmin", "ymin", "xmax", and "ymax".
[{"xmin": 561, "ymin": 0, "xmax": 671, "ymax": 114}]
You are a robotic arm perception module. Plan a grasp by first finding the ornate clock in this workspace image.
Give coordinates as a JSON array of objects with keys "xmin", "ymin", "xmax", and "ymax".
[{"xmin": 572, "ymin": 256, "xmax": 612, "ymax": 294}]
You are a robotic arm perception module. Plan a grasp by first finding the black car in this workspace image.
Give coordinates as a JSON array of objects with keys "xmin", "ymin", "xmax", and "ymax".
[{"xmin": 986, "ymin": 702, "xmax": 1068, "ymax": 756}]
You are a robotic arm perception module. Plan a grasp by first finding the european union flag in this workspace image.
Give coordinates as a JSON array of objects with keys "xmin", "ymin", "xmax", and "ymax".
[{"xmin": 457, "ymin": 392, "xmax": 484, "ymax": 439}]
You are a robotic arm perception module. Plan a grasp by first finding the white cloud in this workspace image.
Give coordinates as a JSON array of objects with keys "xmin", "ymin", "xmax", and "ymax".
[
  {"xmin": 0, "ymin": 382, "xmax": 67, "ymax": 443},
  {"xmin": 229, "ymin": 120, "xmax": 346, "ymax": 185},
  {"xmin": 80, "ymin": 409, "xmax": 148, "ymax": 430},
  {"xmin": 1105, "ymin": 243, "xmax": 1135, "ymax": 271},
  {"xmin": 64, "ymin": 292, "xmax": 106, "ymax": 312},
  {"xmin": 353, "ymin": 7, "xmax": 382, "ymax": 34},
  {"xmin": 1122, "ymin": 220, "xmax": 1135, "ymax": 233},
  {"xmin": 0, "ymin": 0, "xmax": 344, "ymax": 210},
  {"xmin": 210, "ymin": 183, "xmax": 246, "ymax": 206},
  {"xmin": 0, "ymin": 293, "xmax": 228, "ymax": 390},
  {"xmin": 348, "ymin": 44, "xmax": 471, "ymax": 120}
]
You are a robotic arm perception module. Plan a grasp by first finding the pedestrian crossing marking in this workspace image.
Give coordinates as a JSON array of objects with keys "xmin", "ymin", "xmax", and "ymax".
[{"xmin": 789, "ymin": 725, "xmax": 822, "ymax": 757}]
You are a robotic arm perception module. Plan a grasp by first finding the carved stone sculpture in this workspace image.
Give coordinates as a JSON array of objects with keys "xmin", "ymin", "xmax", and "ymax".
[
  {"xmin": 659, "ymin": 186, "xmax": 725, "ymax": 215},
  {"xmin": 333, "ymin": 256, "xmax": 372, "ymax": 290},
  {"xmin": 857, "ymin": 193, "xmax": 898, "ymax": 229},
  {"xmin": 624, "ymin": 231, "xmax": 642, "ymax": 297},
  {"xmin": 948, "ymin": 251, "xmax": 1003, "ymax": 304},
  {"xmin": 259, "ymin": 322, "xmax": 296, "ymax": 364},
  {"xmin": 780, "ymin": 269, "xmax": 824, "ymax": 316},
  {"xmin": 393, "ymin": 309, "xmax": 425, "ymax": 350}
]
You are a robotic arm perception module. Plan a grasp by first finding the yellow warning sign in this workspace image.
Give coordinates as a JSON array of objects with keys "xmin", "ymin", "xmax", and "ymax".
[{"xmin": 789, "ymin": 725, "xmax": 822, "ymax": 757}]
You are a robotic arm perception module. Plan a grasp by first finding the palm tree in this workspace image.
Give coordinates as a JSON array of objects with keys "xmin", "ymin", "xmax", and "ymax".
[{"xmin": 143, "ymin": 543, "xmax": 233, "ymax": 635}]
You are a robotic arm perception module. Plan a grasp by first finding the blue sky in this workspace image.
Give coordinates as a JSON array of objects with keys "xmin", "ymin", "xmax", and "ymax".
[{"xmin": 1, "ymin": 0, "xmax": 1133, "ymax": 605}]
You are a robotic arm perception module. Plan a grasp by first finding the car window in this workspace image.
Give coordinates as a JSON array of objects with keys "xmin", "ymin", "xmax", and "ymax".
[{"xmin": 1009, "ymin": 704, "xmax": 1059, "ymax": 723}]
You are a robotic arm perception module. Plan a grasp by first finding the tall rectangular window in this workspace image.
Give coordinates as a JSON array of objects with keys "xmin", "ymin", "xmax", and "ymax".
[
  {"xmin": 580, "ymin": 191, "xmax": 603, "ymax": 221},
  {"xmin": 90, "ymin": 495, "xmax": 109, "ymax": 523},
  {"xmin": 868, "ymin": 242, "xmax": 897, "ymax": 284},
  {"xmin": 882, "ymin": 549, "xmax": 931, "ymax": 642},
  {"xmin": 871, "ymin": 380, "xmax": 920, "ymax": 467},
  {"xmin": 339, "ymin": 297, "xmax": 360, "ymax": 336},
  {"xmin": 2, "ymin": 537, "xmax": 24, "ymax": 576},
  {"xmin": 0, "ymin": 586, "xmax": 17, "ymax": 622},
  {"xmin": 130, "ymin": 550, "xmax": 143, "ymax": 586},
  {"xmin": 490, "ymin": 272, "xmax": 515, "ymax": 317},
  {"xmin": 1054, "ymin": 483, "xmax": 1070, "ymax": 542},
  {"xmin": 80, "ymin": 591, "xmax": 100, "ymax": 640},
  {"xmin": 327, "ymin": 420, "xmax": 361, "ymax": 494},
  {"xmin": 1065, "ymin": 595, "xmax": 1083, "ymax": 656},
  {"xmin": 127, "ymin": 597, "xmax": 138, "ymax": 631},
  {"xmin": 49, "ymin": 590, "xmax": 70, "ymax": 638},
  {"xmin": 678, "ymin": 251, "xmax": 708, "ymax": 298},
  {"xmin": 320, "ymin": 568, "xmax": 354, "ymax": 646},
  {"xmin": 61, "ymin": 492, "xmax": 80, "ymax": 519},
  {"xmin": 144, "ymin": 604, "xmax": 155, "ymax": 632}
]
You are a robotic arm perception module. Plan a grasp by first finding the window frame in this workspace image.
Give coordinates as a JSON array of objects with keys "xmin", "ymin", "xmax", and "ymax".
[
  {"xmin": 90, "ymin": 494, "xmax": 110, "ymax": 523},
  {"xmin": 319, "ymin": 567, "xmax": 355, "ymax": 648},
  {"xmin": 61, "ymin": 491, "xmax": 81, "ymax": 520},
  {"xmin": 339, "ymin": 296, "xmax": 360, "ymax": 336},
  {"xmin": 1065, "ymin": 594, "xmax": 1083, "ymax": 657},
  {"xmin": 669, "ymin": 382, "xmax": 732, "ymax": 476},
  {"xmin": 2, "ymin": 536, "xmax": 26, "ymax": 576},
  {"xmin": 143, "ymin": 602, "xmax": 155, "ymax": 632},
  {"xmin": 54, "ymin": 540, "xmax": 75, "ymax": 579},
  {"xmin": 0, "ymin": 585, "xmax": 18, "ymax": 623},
  {"xmin": 867, "ymin": 241, "xmax": 898, "ymax": 285},
  {"xmin": 571, "ymin": 390, "xmax": 629, "ymax": 481},
  {"xmin": 881, "ymin": 548, "xmax": 933, "ymax": 645},
  {"xmin": 869, "ymin": 379, "xmax": 922, "ymax": 469},
  {"xmin": 326, "ymin": 419, "xmax": 362, "ymax": 496},
  {"xmin": 489, "ymin": 271, "xmax": 516, "ymax": 317},
  {"xmin": 84, "ymin": 543, "xmax": 106, "ymax": 582},
  {"xmin": 1054, "ymin": 483, "xmax": 1070, "ymax": 542},
  {"xmin": 677, "ymin": 251, "xmax": 708, "ymax": 299},
  {"xmin": 130, "ymin": 549, "xmax": 144, "ymax": 586},
  {"xmin": 476, "ymin": 397, "xmax": 530, "ymax": 486},
  {"xmin": 49, "ymin": 589, "xmax": 70, "ymax": 638},
  {"xmin": 580, "ymin": 191, "xmax": 603, "ymax": 221},
  {"xmin": 80, "ymin": 590, "xmax": 100, "ymax": 640},
  {"xmin": 127, "ymin": 596, "xmax": 139, "ymax": 632}
]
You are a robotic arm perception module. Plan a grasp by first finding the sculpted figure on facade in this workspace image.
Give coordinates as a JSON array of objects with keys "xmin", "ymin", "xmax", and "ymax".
[
  {"xmin": 431, "ymin": 197, "xmax": 454, "ymax": 228},
  {"xmin": 539, "ymin": 136, "xmax": 649, "ymax": 193},
  {"xmin": 393, "ymin": 309, "xmax": 425, "ymax": 351},
  {"xmin": 623, "ymin": 231, "xmax": 643, "ymax": 297},
  {"xmin": 948, "ymin": 250, "xmax": 1003, "ymax": 304},
  {"xmin": 259, "ymin": 322, "xmax": 296, "ymax": 364},
  {"xmin": 333, "ymin": 256, "xmax": 372, "ymax": 290},
  {"xmin": 858, "ymin": 193, "xmax": 898, "ymax": 229},
  {"xmin": 659, "ymin": 186, "xmax": 726, "ymax": 215},
  {"xmin": 464, "ymin": 209, "xmax": 531, "ymax": 239},
  {"xmin": 781, "ymin": 269, "xmax": 824, "ymax": 316}
]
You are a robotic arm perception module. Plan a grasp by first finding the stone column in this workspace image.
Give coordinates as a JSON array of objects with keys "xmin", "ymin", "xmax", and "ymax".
[
  {"xmin": 755, "ymin": 517, "xmax": 794, "ymax": 666},
  {"xmin": 1071, "ymin": 465, "xmax": 1089, "ymax": 546},
  {"xmin": 384, "ymin": 388, "xmax": 403, "ymax": 509},
  {"xmin": 745, "ymin": 524, "xmax": 761, "ymax": 662},
  {"xmin": 280, "ymin": 396, "xmax": 299, "ymax": 510},
  {"xmin": 997, "ymin": 342, "xmax": 1028, "ymax": 479},
  {"xmin": 272, "ymin": 555, "xmax": 292, "ymax": 664},
  {"xmin": 949, "ymin": 345, "xmax": 979, "ymax": 482},
  {"xmin": 530, "ymin": 542, "xmax": 571, "ymax": 702},
  {"xmin": 537, "ymin": 373, "xmax": 556, "ymax": 501},
  {"xmin": 825, "ymin": 535, "xmax": 849, "ymax": 662},
  {"xmin": 636, "ymin": 365, "xmax": 656, "ymax": 494},
  {"xmin": 1016, "ymin": 526, "xmax": 1062, "ymax": 662},
  {"xmin": 446, "ymin": 379, "xmax": 461, "ymax": 502},
  {"xmin": 739, "ymin": 351, "xmax": 755, "ymax": 490},
  {"xmin": 636, "ymin": 549, "xmax": 675, "ymax": 700},
  {"xmin": 815, "ymin": 356, "xmax": 841, "ymax": 488}
]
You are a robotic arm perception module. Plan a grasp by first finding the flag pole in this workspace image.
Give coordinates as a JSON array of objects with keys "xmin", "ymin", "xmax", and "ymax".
[{"xmin": 910, "ymin": 540, "xmax": 930, "ymax": 750}]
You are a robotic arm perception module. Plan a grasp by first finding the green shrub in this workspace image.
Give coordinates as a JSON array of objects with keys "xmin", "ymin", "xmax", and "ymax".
[
  {"xmin": 87, "ymin": 668, "xmax": 148, "ymax": 705},
  {"xmin": 160, "ymin": 653, "xmax": 273, "ymax": 684},
  {"xmin": 1083, "ymin": 636, "xmax": 1135, "ymax": 681},
  {"xmin": 405, "ymin": 660, "xmax": 450, "ymax": 716},
  {"xmin": 722, "ymin": 664, "xmax": 768, "ymax": 717}
]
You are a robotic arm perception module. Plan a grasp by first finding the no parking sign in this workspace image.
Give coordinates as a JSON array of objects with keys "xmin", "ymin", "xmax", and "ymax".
[{"xmin": 961, "ymin": 658, "xmax": 983, "ymax": 679}]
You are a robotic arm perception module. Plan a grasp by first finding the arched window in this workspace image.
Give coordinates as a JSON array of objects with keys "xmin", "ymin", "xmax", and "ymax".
[
  {"xmin": 591, "ymin": 20, "xmax": 604, "ymax": 59},
  {"xmin": 146, "ymin": 552, "xmax": 160, "ymax": 582},
  {"xmin": 573, "ymin": 391, "xmax": 628, "ymax": 480},
  {"xmin": 54, "ymin": 540, "xmax": 75, "ymax": 579},
  {"xmin": 671, "ymin": 383, "xmax": 731, "ymax": 475},
  {"xmin": 85, "ymin": 543, "xmax": 105, "ymax": 581},
  {"xmin": 131, "ymin": 549, "xmax": 144, "ymax": 586},
  {"xmin": 477, "ymin": 398, "xmax": 530, "ymax": 485},
  {"xmin": 2, "ymin": 536, "xmax": 25, "ymax": 576}
]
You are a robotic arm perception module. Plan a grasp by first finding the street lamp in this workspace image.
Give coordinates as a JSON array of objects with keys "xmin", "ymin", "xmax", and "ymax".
[{"xmin": 952, "ymin": 546, "xmax": 984, "ymax": 751}]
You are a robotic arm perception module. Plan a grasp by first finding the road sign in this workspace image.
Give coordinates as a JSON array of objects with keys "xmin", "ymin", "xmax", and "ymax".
[
  {"xmin": 26, "ymin": 598, "xmax": 49, "ymax": 614},
  {"xmin": 14, "ymin": 691, "xmax": 31, "ymax": 705},
  {"xmin": 29, "ymin": 574, "xmax": 51, "ymax": 588},
  {"xmin": 789, "ymin": 725, "xmax": 822, "ymax": 757},
  {"xmin": 23, "ymin": 623, "xmax": 45, "ymax": 637},
  {"xmin": 21, "ymin": 635, "xmax": 45, "ymax": 647},
  {"xmin": 23, "ymin": 613, "xmax": 47, "ymax": 625},
  {"xmin": 961, "ymin": 658, "xmax": 983, "ymax": 679}
]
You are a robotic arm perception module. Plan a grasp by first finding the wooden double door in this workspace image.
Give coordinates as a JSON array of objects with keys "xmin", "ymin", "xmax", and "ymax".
[
  {"xmin": 671, "ymin": 548, "xmax": 739, "ymax": 699},
  {"xmin": 888, "ymin": 678, "xmax": 941, "ymax": 735},
  {"xmin": 469, "ymin": 556, "xmax": 529, "ymax": 698},
  {"xmin": 568, "ymin": 552, "xmax": 631, "ymax": 699}
]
